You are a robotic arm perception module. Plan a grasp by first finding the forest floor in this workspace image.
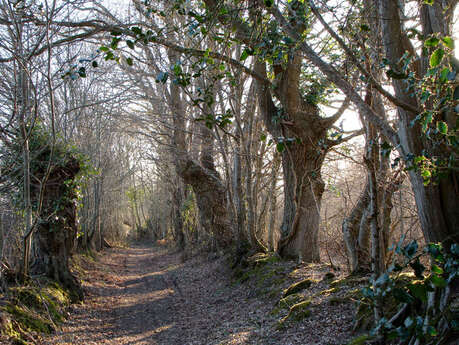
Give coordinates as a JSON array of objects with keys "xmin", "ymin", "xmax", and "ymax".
[{"xmin": 39, "ymin": 245, "xmax": 367, "ymax": 345}]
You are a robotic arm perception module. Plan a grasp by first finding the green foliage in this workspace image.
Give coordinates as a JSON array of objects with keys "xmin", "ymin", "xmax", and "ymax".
[
  {"xmin": 385, "ymin": 34, "xmax": 458, "ymax": 185},
  {"xmin": 362, "ymin": 239, "xmax": 458, "ymax": 343},
  {"xmin": 283, "ymin": 278, "xmax": 315, "ymax": 297},
  {"xmin": 1, "ymin": 123, "xmax": 96, "ymax": 222}
]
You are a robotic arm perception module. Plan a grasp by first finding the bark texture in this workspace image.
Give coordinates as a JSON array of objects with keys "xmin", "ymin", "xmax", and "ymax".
[
  {"xmin": 30, "ymin": 156, "xmax": 83, "ymax": 301},
  {"xmin": 167, "ymin": 50, "xmax": 233, "ymax": 249},
  {"xmin": 378, "ymin": 0, "xmax": 459, "ymax": 247}
]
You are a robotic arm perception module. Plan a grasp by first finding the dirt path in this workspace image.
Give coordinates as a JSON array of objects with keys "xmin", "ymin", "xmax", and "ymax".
[
  {"xmin": 44, "ymin": 246, "xmax": 354, "ymax": 345},
  {"xmin": 46, "ymin": 246, "xmax": 183, "ymax": 344}
]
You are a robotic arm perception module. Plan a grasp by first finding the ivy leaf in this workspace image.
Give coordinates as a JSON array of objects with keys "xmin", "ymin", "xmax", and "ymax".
[
  {"xmin": 429, "ymin": 48, "xmax": 444, "ymax": 67},
  {"xmin": 375, "ymin": 273, "xmax": 390, "ymax": 286},
  {"xmin": 92, "ymin": 61, "xmax": 98, "ymax": 68},
  {"xmin": 451, "ymin": 243, "xmax": 459, "ymax": 255},
  {"xmin": 126, "ymin": 40, "xmax": 135, "ymax": 49},
  {"xmin": 126, "ymin": 57, "xmax": 133, "ymax": 66},
  {"xmin": 427, "ymin": 326, "xmax": 438, "ymax": 337},
  {"xmin": 427, "ymin": 243, "xmax": 444, "ymax": 262},
  {"xmin": 78, "ymin": 67, "xmax": 86, "ymax": 78},
  {"xmin": 424, "ymin": 0, "xmax": 434, "ymax": 4},
  {"xmin": 436, "ymin": 121, "xmax": 448, "ymax": 135},
  {"xmin": 110, "ymin": 37, "xmax": 120, "ymax": 50}
]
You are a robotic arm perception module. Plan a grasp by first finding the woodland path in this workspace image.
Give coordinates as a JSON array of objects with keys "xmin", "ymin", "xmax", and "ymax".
[{"xmin": 43, "ymin": 245, "xmax": 353, "ymax": 345}]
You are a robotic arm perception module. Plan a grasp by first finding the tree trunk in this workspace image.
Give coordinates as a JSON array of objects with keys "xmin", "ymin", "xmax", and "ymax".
[
  {"xmin": 278, "ymin": 144, "xmax": 325, "ymax": 262},
  {"xmin": 342, "ymin": 181, "xmax": 371, "ymax": 274},
  {"xmin": 268, "ymin": 153, "xmax": 280, "ymax": 251},
  {"xmin": 378, "ymin": 0, "xmax": 459, "ymax": 248},
  {"xmin": 167, "ymin": 50, "xmax": 233, "ymax": 249},
  {"xmin": 30, "ymin": 158, "xmax": 83, "ymax": 301},
  {"xmin": 172, "ymin": 174, "xmax": 185, "ymax": 250}
]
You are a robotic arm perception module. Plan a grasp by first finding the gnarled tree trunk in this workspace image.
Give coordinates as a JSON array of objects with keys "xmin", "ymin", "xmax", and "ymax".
[
  {"xmin": 30, "ymin": 157, "xmax": 83, "ymax": 301},
  {"xmin": 167, "ymin": 50, "xmax": 234, "ymax": 249}
]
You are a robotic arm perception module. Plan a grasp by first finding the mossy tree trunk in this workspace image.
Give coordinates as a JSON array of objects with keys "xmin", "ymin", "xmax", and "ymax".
[{"xmin": 30, "ymin": 158, "xmax": 83, "ymax": 302}]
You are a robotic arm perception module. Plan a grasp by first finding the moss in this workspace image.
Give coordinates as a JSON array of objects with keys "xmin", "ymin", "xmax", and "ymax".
[
  {"xmin": 10, "ymin": 285, "xmax": 66, "ymax": 324},
  {"xmin": 233, "ymin": 257, "xmax": 286, "ymax": 299},
  {"xmin": 283, "ymin": 278, "xmax": 316, "ymax": 297},
  {"xmin": 1, "ymin": 316, "xmax": 21, "ymax": 340},
  {"xmin": 320, "ymin": 287, "xmax": 339, "ymax": 295},
  {"xmin": 278, "ymin": 299, "xmax": 312, "ymax": 327},
  {"xmin": 1, "ymin": 281, "xmax": 72, "ymax": 344},
  {"xmin": 251, "ymin": 254, "xmax": 281, "ymax": 266},
  {"xmin": 14, "ymin": 288, "xmax": 42, "ymax": 309},
  {"xmin": 288, "ymin": 269, "xmax": 300, "ymax": 278},
  {"xmin": 4, "ymin": 304, "xmax": 54, "ymax": 334},
  {"xmin": 44, "ymin": 283, "xmax": 69, "ymax": 306},
  {"xmin": 330, "ymin": 276, "xmax": 368, "ymax": 288},
  {"xmin": 278, "ymin": 293, "xmax": 302, "ymax": 309},
  {"xmin": 347, "ymin": 334, "xmax": 373, "ymax": 345}
]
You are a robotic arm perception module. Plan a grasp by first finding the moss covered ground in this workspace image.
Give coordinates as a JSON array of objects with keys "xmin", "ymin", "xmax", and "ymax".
[{"xmin": 0, "ymin": 281, "xmax": 72, "ymax": 344}]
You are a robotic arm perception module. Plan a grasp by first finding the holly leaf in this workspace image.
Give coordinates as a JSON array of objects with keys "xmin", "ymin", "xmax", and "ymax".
[
  {"xmin": 393, "ymin": 288, "xmax": 414, "ymax": 303},
  {"xmin": 408, "ymin": 282, "xmax": 427, "ymax": 302},
  {"xmin": 126, "ymin": 40, "xmax": 135, "ymax": 49},
  {"xmin": 436, "ymin": 121, "xmax": 448, "ymax": 135},
  {"xmin": 276, "ymin": 142, "xmax": 285, "ymax": 153},
  {"xmin": 424, "ymin": 37, "xmax": 440, "ymax": 48},
  {"xmin": 429, "ymin": 48, "xmax": 444, "ymax": 67},
  {"xmin": 441, "ymin": 36, "xmax": 454, "ymax": 49},
  {"xmin": 430, "ymin": 275, "xmax": 447, "ymax": 288}
]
